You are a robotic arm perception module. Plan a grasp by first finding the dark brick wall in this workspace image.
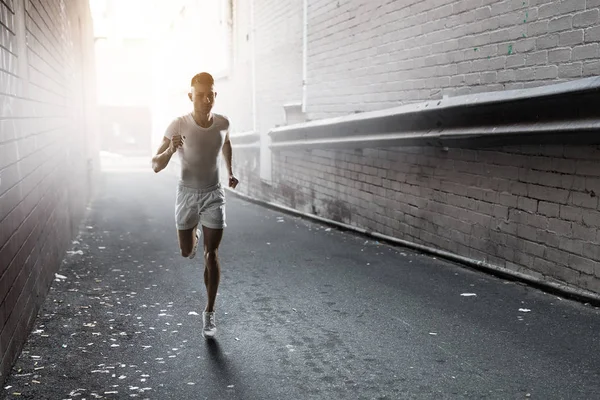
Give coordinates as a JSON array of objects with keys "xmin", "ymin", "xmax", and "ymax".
[
  {"xmin": 0, "ymin": 0, "xmax": 97, "ymax": 380},
  {"xmin": 266, "ymin": 144, "xmax": 600, "ymax": 294}
]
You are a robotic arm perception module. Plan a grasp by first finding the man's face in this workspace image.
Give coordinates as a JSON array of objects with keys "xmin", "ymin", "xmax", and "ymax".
[{"xmin": 189, "ymin": 83, "xmax": 216, "ymax": 113}]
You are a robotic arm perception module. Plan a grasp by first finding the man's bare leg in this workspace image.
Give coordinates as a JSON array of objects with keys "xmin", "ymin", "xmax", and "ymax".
[
  {"xmin": 202, "ymin": 226, "xmax": 223, "ymax": 313},
  {"xmin": 177, "ymin": 225, "xmax": 199, "ymax": 257}
]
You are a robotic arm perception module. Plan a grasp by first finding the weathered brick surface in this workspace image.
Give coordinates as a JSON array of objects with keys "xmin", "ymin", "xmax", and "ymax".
[
  {"xmin": 212, "ymin": 0, "xmax": 600, "ymax": 296},
  {"xmin": 217, "ymin": 0, "xmax": 600, "ymax": 125},
  {"xmin": 265, "ymin": 145, "xmax": 600, "ymax": 294},
  {"xmin": 307, "ymin": 0, "xmax": 600, "ymax": 119},
  {"xmin": 0, "ymin": 0, "xmax": 97, "ymax": 381}
]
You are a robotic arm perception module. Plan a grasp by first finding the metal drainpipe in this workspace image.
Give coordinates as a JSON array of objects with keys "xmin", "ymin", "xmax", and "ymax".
[
  {"xmin": 250, "ymin": 0, "xmax": 257, "ymax": 132},
  {"xmin": 302, "ymin": 0, "xmax": 308, "ymax": 114}
]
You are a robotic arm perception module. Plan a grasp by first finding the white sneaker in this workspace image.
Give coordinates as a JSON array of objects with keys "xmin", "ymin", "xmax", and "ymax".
[
  {"xmin": 188, "ymin": 228, "xmax": 200, "ymax": 259},
  {"xmin": 202, "ymin": 311, "xmax": 217, "ymax": 338}
]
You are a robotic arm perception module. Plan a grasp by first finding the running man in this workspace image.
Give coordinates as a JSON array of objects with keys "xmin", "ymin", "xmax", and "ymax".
[{"xmin": 151, "ymin": 72, "xmax": 238, "ymax": 338}]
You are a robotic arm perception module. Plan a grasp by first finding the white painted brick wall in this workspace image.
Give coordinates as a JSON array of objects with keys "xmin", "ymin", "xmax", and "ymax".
[
  {"xmin": 216, "ymin": 0, "xmax": 304, "ymax": 134},
  {"xmin": 0, "ymin": 0, "xmax": 97, "ymax": 380},
  {"xmin": 215, "ymin": 0, "xmax": 600, "ymax": 295},
  {"xmin": 307, "ymin": 0, "xmax": 600, "ymax": 119},
  {"xmin": 213, "ymin": 0, "xmax": 254, "ymax": 132}
]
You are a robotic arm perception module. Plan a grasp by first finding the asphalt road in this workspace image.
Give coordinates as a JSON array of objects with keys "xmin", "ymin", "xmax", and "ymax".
[{"xmin": 2, "ymin": 167, "xmax": 600, "ymax": 400}]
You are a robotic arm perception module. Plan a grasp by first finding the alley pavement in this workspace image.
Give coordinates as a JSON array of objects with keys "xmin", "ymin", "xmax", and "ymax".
[{"xmin": 2, "ymin": 161, "xmax": 600, "ymax": 400}]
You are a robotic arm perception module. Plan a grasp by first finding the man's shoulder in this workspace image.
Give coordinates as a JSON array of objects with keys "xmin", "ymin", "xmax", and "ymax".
[
  {"xmin": 167, "ymin": 113, "xmax": 190, "ymax": 126},
  {"xmin": 214, "ymin": 113, "xmax": 230, "ymax": 129},
  {"xmin": 214, "ymin": 113, "xmax": 230, "ymax": 123},
  {"xmin": 175, "ymin": 113, "xmax": 192, "ymax": 123}
]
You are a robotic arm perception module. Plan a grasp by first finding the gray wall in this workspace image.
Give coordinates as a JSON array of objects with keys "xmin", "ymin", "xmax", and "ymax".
[
  {"xmin": 270, "ymin": 144, "xmax": 600, "ymax": 294},
  {"xmin": 307, "ymin": 0, "xmax": 600, "ymax": 119},
  {"xmin": 214, "ymin": 0, "xmax": 600, "ymax": 295},
  {"xmin": 0, "ymin": 0, "xmax": 98, "ymax": 379}
]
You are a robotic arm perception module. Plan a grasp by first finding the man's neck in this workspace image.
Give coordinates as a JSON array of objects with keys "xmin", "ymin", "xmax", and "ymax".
[{"xmin": 192, "ymin": 110, "xmax": 213, "ymax": 128}]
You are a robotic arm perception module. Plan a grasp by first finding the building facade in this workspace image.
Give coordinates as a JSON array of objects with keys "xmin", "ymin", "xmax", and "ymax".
[
  {"xmin": 214, "ymin": 0, "xmax": 600, "ymax": 297},
  {"xmin": 0, "ymin": 0, "xmax": 98, "ymax": 380}
]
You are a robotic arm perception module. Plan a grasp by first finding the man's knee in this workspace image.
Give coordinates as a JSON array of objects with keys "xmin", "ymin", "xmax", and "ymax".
[
  {"xmin": 181, "ymin": 248, "xmax": 192, "ymax": 258},
  {"xmin": 204, "ymin": 248, "xmax": 218, "ymax": 262},
  {"xmin": 180, "ymin": 243, "xmax": 193, "ymax": 257}
]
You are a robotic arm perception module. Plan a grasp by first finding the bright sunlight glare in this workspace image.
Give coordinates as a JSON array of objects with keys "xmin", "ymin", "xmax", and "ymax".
[{"xmin": 89, "ymin": 0, "xmax": 230, "ymax": 162}]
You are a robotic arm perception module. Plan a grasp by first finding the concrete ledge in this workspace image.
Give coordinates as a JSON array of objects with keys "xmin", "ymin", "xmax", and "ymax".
[
  {"xmin": 230, "ymin": 130, "xmax": 260, "ymax": 149},
  {"xmin": 225, "ymin": 187, "xmax": 600, "ymax": 307},
  {"xmin": 269, "ymin": 77, "xmax": 600, "ymax": 150}
]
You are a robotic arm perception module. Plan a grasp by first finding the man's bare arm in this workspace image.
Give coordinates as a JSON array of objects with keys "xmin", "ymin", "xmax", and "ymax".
[
  {"xmin": 222, "ymin": 136, "xmax": 233, "ymax": 175},
  {"xmin": 152, "ymin": 136, "xmax": 181, "ymax": 173},
  {"xmin": 222, "ymin": 134, "xmax": 239, "ymax": 188}
]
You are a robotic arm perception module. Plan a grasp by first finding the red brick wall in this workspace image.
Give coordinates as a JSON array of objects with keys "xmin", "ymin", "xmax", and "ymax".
[{"xmin": 0, "ymin": 0, "xmax": 98, "ymax": 380}]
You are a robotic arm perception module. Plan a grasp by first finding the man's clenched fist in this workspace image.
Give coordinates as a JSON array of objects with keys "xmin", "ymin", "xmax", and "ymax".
[
  {"xmin": 169, "ymin": 134, "xmax": 184, "ymax": 154},
  {"xmin": 229, "ymin": 174, "xmax": 239, "ymax": 189}
]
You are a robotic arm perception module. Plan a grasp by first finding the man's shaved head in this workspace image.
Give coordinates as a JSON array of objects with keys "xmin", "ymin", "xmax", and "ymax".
[{"xmin": 191, "ymin": 72, "xmax": 214, "ymax": 87}]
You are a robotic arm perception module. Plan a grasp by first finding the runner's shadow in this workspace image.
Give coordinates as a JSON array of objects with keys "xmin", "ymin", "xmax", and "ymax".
[
  {"xmin": 205, "ymin": 339, "xmax": 230, "ymax": 375},
  {"xmin": 205, "ymin": 339, "xmax": 245, "ymax": 397}
]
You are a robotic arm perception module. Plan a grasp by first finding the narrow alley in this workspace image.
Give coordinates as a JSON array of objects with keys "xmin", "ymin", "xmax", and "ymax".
[
  {"xmin": 2, "ymin": 166, "xmax": 599, "ymax": 399},
  {"xmin": 3, "ymin": 1, "xmax": 600, "ymax": 399}
]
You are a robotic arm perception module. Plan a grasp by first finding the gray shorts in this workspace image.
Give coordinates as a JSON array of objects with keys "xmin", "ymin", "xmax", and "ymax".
[{"xmin": 175, "ymin": 183, "xmax": 226, "ymax": 230}]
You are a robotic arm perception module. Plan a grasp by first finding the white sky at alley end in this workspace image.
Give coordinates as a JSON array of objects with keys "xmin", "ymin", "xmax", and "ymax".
[{"xmin": 89, "ymin": 0, "xmax": 227, "ymax": 107}]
